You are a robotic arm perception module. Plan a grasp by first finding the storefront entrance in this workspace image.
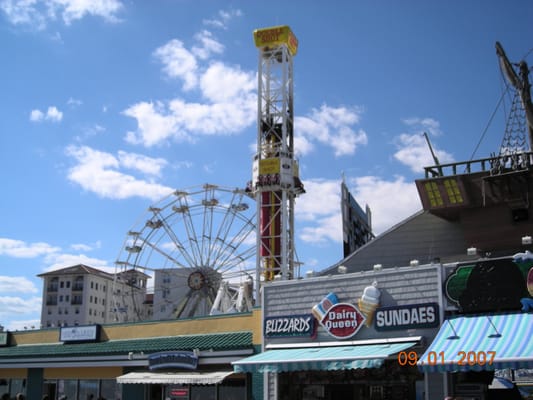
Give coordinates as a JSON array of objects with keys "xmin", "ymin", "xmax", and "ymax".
[{"xmin": 277, "ymin": 363, "xmax": 418, "ymax": 400}]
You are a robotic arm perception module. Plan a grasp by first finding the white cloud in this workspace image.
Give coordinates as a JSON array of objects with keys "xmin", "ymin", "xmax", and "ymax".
[
  {"xmin": 348, "ymin": 175, "xmax": 421, "ymax": 234},
  {"xmin": 124, "ymin": 63, "xmax": 256, "ymax": 147},
  {"xmin": 0, "ymin": 0, "xmax": 123, "ymax": 29},
  {"xmin": 123, "ymin": 101, "xmax": 178, "ymax": 147},
  {"xmin": 117, "ymin": 150, "xmax": 167, "ymax": 177},
  {"xmin": 43, "ymin": 252, "xmax": 112, "ymax": 273},
  {"xmin": 0, "ymin": 276, "xmax": 39, "ymax": 294},
  {"xmin": 403, "ymin": 117, "xmax": 443, "ymax": 137},
  {"xmin": 200, "ymin": 62, "xmax": 255, "ymax": 103},
  {"xmin": 295, "ymin": 174, "xmax": 421, "ymax": 247},
  {"xmin": 54, "ymin": 0, "xmax": 123, "ymax": 25},
  {"xmin": 70, "ymin": 240, "xmax": 101, "ymax": 252},
  {"xmin": 30, "ymin": 109, "xmax": 45, "ymax": 122},
  {"xmin": 65, "ymin": 145, "xmax": 174, "ymax": 200},
  {"xmin": 67, "ymin": 97, "xmax": 82, "ymax": 107},
  {"xmin": 192, "ymin": 30, "xmax": 225, "ymax": 60},
  {"xmin": 296, "ymin": 179, "xmax": 343, "ymax": 244},
  {"xmin": 295, "ymin": 104, "xmax": 368, "ymax": 157},
  {"xmin": 30, "ymin": 106, "xmax": 63, "ymax": 122},
  {"xmin": 202, "ymin": 8, "xmax": 242, "ymax": 30},
  {"xmin": 154, "ymin": 39, "xmax": 199, "ymax": 90},
  {"xmin": 0, "ymin": 238, "xmax": 60, "ymax": 258},
  {"xmin": 393, "ymin": 118, "xmax": 454, "ymax": 173},
  {"xmin": 4, "ymin": 318, "xmax": 42, "ymax": 331},
  {"xmin": 0, "ymin": 296, "xmax": 41, "ymax": 318}
]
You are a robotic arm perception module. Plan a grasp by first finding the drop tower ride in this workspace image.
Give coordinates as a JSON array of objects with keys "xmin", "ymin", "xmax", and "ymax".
[{"xmin": 251, "ymin": 26, "xmax": 304, "ymax": 298}]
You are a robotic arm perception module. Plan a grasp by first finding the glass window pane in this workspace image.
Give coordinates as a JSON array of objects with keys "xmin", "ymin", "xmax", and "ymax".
[
  {"xmin": 58, "ymin": 379, "xmax": 78, "ymax": 400},
  {"xmin": 79, "ymin": 379, "xmax": 98, "ymax": 400},
  {"xmin": 219, "ymin": 384, "xmax": 245, "ymax": 400},
  {"xmin": 190, "ymin": 386, "xmax": 215, "ymax": 400},
  {"xmin": 101, "ymin": 379, "xmax": 121, "ymax": 400},
  {"xmin": 10, "ymin": 379, "xmax": 25, "ymax": 398}
]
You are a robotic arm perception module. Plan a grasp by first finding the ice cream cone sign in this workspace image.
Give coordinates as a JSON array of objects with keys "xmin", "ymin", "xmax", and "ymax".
[{"xmin": 358, "ymin": 281, "xmax": 381, "ymax": 327}]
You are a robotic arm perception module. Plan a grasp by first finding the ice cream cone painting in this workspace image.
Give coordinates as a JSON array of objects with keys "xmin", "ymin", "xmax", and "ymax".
[{"xmin": 358, "ymin": 281, "xmax": 381, "ymax": 326}]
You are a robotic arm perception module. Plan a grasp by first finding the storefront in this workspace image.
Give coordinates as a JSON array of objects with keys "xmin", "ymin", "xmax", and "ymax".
[
  {"xmin": 233, "ymin": 264, "xmax": 447, "ymax": 400},
  {"xmin": 417, "ymin": 255, "xmax": 533, "ymax": 399},
  {"xmin": 0, "ymin": 310, "xmax": 261, "ymax": 400}
]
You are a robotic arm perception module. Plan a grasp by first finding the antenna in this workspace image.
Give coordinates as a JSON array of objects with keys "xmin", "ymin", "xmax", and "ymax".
[{"xmin": 423, "ymin": 132, "xmax": 443, "ymax": 176}]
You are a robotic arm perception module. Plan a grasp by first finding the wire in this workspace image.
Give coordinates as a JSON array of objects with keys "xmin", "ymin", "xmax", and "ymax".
[{"xmin": 469, "ymin": 87, "xmax": 509, "ymax": 161}]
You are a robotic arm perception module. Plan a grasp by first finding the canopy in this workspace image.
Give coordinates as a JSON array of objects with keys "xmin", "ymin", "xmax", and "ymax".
[
  {"xmin": 418, "ymin": 312, "xmax": 533, "ymax": 373},
  {"xmin": 232, "ymin": 341, "xmax": 417, "ymax": 373},
  {"xmin": 116, "ymin": 371, "xmax": 233, "ymax": 385}
]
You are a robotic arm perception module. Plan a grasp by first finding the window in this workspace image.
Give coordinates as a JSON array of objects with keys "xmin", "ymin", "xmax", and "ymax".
[
  {"xmin": 66, "ymin": 281, "xmax": 71, "ymax": 288},
  {"xmin": 424, "ymin": 181, "xmax": 443, "ymax": 207},
  {"xmin": 91, "ymin": 282, "xmax": 94, "ymax": 289},
  {"xmin": 444, "ymin": 178, "xmax": 464, "ymax": 204},
  {"xmin": 95, "ymin": 283, "xmax": 99, "ymax": 290},
  {"xmin": 60, "ymin": 281, "xmax": 64, "ymax": 288},
  {"xmin": 59, "ymin": 295, "xmax": 63, "ymax": 302}
]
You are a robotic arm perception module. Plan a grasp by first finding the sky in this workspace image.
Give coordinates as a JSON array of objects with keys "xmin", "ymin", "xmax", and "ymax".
[{"xmin": 1, "ymin": 0, "xmax": 532, "ymax": 331}]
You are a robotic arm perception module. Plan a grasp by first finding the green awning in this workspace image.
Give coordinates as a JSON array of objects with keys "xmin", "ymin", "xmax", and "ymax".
[
  {"xmin": 232, "ymin": 341, "xmax": 417, "ymax": 373},
  {"xmin": 0, "ymin": 331, "xmax": 252, "ymax": 360}
]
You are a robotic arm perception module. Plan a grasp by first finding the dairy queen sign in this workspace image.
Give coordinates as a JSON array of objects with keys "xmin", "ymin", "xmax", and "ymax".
[{"xmin": 312, "ymin": 293, "xmax": 366, "ymax": 339}]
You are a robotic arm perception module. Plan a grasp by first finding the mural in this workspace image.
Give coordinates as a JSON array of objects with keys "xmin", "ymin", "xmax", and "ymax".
[{"xmin": 445, "ymin": 253, "xmax": 533, "ymax": 313}]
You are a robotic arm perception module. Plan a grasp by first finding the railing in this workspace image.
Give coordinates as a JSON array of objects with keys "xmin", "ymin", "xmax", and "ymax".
[{"xmin": 423, "ymin": 151, "xmax": 533, "ymax": 179}]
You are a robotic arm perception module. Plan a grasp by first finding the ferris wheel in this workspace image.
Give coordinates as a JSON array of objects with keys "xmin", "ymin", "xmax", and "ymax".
[{"xmin": 113, "ymin": 184, "xmax": 256, "ymax": 322}]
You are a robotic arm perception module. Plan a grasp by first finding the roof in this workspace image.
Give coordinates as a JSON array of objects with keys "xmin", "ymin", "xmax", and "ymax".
[
  {"xmin": 37, "ymin": 264, "xmax": 114, "ymax": 279},
  {"xmin": 321, "ymin": 210, "xmax": 469, "ymax": 275},
  {"xmin": 0, "ymin": 331, "xmax": 252, "ymax": 359}
]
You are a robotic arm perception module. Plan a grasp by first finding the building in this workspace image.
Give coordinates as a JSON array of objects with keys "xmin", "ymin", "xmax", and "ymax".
[
  {"xmin": 0, "ymin": 308, "xmax": 262, "ymax": 400},
  {"xmin": 234, "ymin": 263, "xmax": 446, "ymax": 399},
  {"xmin": 39, "ymin": 264, "xmax": 149, "ymax": 327},
  {"xmin": 341, "ymin": 180, "xmax": 374, "ymax": 258}
]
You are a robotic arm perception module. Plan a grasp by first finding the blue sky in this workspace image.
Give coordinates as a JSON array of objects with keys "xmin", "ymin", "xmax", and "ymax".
[{"xmin": 1, "ymin": 0, "xmax": 532, "ymax": 330}]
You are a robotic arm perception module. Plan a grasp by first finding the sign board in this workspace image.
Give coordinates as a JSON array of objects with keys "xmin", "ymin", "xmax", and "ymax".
[
  {"xmin": 320, "ymin": 303, "xmax": 366, "ymax": 339},
  {"xmin": 264, "ymin": 314, "xmax": 315, "ymax": 338},
  {"xmin": 253, "ymin": 25, "xmax": 298, "ymax": 56},
  {"xmin": 149, "ymin": 351, "xmax": 198, "ymax": 370},
  {"xmin": 60, "ymin": 325, "xmax": 100, "ymax": 343},
  {"xmin": 375, "ymin": 303, "xmax": 439, "ymax": 331}
]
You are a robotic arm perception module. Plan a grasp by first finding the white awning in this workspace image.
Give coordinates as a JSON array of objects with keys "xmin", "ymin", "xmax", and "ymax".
[{"xmin": 116, "ymin": 371, "xmax": 234, "ymax": 385}]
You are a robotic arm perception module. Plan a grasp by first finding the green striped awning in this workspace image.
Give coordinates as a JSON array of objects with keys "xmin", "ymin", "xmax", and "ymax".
[
  {"xmin": 418, "ymin": 313, "xmax": 533, "ymax": 373},
  {"xmin": 232, "ymin": 342, "xmax": 417, "ymax": 373}
]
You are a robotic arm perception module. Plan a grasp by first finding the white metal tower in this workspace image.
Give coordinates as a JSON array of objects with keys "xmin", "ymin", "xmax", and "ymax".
[{"xmin": 251, "ymin": 26, "xmax": 304, "ymax": 297}]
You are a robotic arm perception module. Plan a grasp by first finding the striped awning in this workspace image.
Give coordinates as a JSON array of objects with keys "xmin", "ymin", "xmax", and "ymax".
[
  {"xmin": 116, "ymin": 371, "xmax": 233, "ymax": 385},
  {"xmin": 418, "ymin": 312, "xmax": 533, "ymax": 373},
  {"xmin": 232, "ymin": 341, "xmax": 417, "ymax": 373}
]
